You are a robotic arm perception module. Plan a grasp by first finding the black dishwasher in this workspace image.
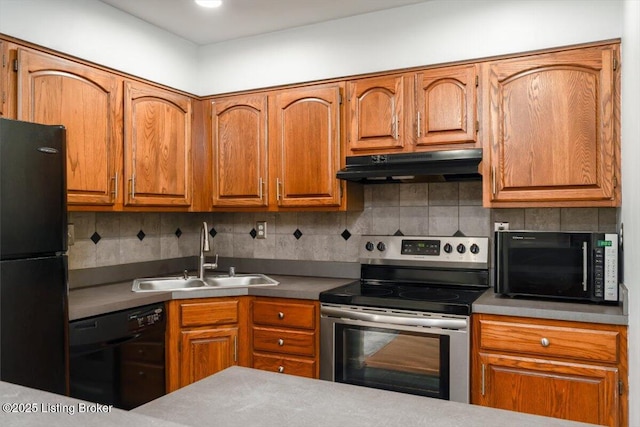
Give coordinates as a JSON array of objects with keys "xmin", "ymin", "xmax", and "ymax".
[{"xmin": 69, "ymin": 303, "xmax": 166, "ymax": 409}]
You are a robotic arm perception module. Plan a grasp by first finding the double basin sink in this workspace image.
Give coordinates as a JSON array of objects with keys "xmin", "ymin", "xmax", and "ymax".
[{"xmin": 132, "ymin": 273, "xmax": 279, "ymax": 292}]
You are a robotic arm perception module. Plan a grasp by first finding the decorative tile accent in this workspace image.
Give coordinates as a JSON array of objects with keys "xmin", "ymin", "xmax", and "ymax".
[
  {"xmin": 293, "ymin": 229, "xmax": 303, "ymax": 240},
  {"xmin": 90, "ymin": 232, "xmax": 101, "ymax": 245},
  {"xmin": 250, "ymin": 228, "xmax": 257, "ymax": 239},
  {"xmin": 209, "ymin": 227, "xmax": 217, "ymax": 238},
  {"xmin": 394, "ymin": 229, "xmax": 404, "ymax": 236},
  {"xmin": 341, "ymin": 229, "xmax": 352, "ymax": 241},
  {"xmin": 175, "ymin": 228, "xmax": 182, "ymax": 238},
  {"xmin": 137, "ymin": 230, "xmax": 146, "ymax": 241}
]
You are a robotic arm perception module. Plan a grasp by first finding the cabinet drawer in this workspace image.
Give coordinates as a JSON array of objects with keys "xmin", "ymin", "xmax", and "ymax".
[
  {"xmin": 180, "ymin": 300, "xmax": 238, "ymax": 327},
  {"xmin": 252, "ymin": 327, "xmax": 315, "ymax": 357},
  {"xmin": 252, "ymin": 299, "xmax": 316, "ymax": 330},
  {"xmin": 252, "ymin": 352, "xmax": 316, "ymax": 378},
  {"xmin": 120, "ymin": 341, "xmax": 164, "ymax": 364},
  {"xmin": 478, "ymin": 319, "xmax": 619, "ymax": 363}
]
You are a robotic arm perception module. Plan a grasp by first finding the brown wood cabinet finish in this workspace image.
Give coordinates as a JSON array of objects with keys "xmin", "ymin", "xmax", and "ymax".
[
  {"xmin": 270, "ymin": 84, "xmax": 342, "ymax": 208},
  {"xmin": 482, "ymin": 44, "xmax": 620, "ymax": 207},
  {"xmin": 472, "ymin": 314, "xmax": 628, "ymax": 427},
  {"xmin": 250, "ymin": 297, "xmax": 320, "ymax": 378},
  {"xmin": 16, "ymin": 48, "xmax": 122, "ymax": 206},
  {"xmin": 124, "ymin": 80, "xmax": 192, "ymax": 207},
  {"xmin": 211, "ymin": 94, "xmax": 268, "ymax": 207},
  {"xmin": 166, "ymin": 297, "xmax": 249, "ymax": 392},
  {"xmin": 414, "ymin": 64, "xmax": 477, "ymax": 148}
]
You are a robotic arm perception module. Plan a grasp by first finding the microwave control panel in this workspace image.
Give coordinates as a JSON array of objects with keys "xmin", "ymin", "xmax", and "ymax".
[{"xmin": 594, "ymin": 233, "xmax": 618, "ymax": 301}]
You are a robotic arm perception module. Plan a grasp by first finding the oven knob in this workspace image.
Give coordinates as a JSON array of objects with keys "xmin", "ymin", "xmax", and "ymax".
[
  {"xmin": 470, "ymin": 244, "xmax": 480, "ymax": 254},
  {"xmin": 365, "ymin": 241, "xmax": 375, "ymax": 251},
  {"xmin": 376, "ymin": 242, "xmax": 386, "ymax": 252},
  {"xmin": 443, "ymin": 243, "xmax": 453, "ymax": 253},
  {"xmin": 456, "ymin": 244, "xmax": 466, "ymax": 254}
]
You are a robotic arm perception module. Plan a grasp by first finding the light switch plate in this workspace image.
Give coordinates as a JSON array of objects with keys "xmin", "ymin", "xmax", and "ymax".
[
  {"xmin": 494, "ymin": 222, "xmax": 509, "ymax": 231},
  {"xmin": 256, "ymin": 221, "xmax": 267, "ymax": 239}
]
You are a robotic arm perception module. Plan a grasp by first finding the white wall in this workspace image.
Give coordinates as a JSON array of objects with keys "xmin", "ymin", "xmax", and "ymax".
[
  {"xmin": 622, "ymin": 1, "xmax": 640, "ymax": 425},
  {"xmin": 0, "ymin": 0, "xmax": 199, "ymax": 94},
  {"xmin": 198, "ymin": 0, "xmax": 623, "ymax": 94}
]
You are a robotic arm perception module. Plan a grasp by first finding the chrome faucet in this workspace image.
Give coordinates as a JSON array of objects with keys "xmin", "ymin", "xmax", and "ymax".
[{"xmin": 199, "ymin": 222, "xmax": 218, "ymax": 280}]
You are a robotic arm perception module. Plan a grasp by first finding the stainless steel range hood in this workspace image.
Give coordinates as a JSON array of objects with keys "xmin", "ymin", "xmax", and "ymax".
[{"xmin": 337, "ymin": 148, "xmax": 482, "ymax": 183}]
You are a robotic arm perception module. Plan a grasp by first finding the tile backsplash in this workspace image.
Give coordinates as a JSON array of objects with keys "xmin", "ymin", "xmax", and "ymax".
[{"xmin": 68, "ymin": 181, "xmax": 618, "ymax": 270}]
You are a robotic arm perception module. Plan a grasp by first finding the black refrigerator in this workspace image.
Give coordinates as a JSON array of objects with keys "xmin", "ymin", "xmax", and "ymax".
[{"xmin": 0, "ymin": 117, "xmax": 68, "ymax": 395}]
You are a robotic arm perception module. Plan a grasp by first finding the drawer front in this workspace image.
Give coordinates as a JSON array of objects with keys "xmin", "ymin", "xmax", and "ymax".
[
  {"xmin": 252, "ymin": 352, "xmax": 316, "ymax": 378},
  {"xmin": 252, "ymin": 299, "xmax": 316, "ymax": 330},
  {"xmin": 479, "ymin": 319, "xmax": 619, "ymax": 363},
  {"xmin": 252, "ymin": 327, "xmax": 315, "ymax": 357},
  {"xmin": 180, "ymin": 300, "xmax": 238, "ymax": 327},
  {"xmin": 120, "ymin": 341, "xmax": 164, "ymax": 364}
]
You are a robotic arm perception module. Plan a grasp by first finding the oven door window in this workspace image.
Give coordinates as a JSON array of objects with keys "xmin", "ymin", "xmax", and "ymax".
[{"xmin": 335, "ymin": 324, "xmax": 449, "ymax": 399}]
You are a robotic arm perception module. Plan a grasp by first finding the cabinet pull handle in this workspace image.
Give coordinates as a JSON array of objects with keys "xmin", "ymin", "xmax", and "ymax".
[
  {"xmin": 278, "ymin": 338, "xmax": 284, "ymax": 346},
  {"xmin": 276, "ymin": 178, "xmax": 282, "ymax": 201},
  {"xmin": 258, "ymin": 177, "xmax": 264, "ymax": 200},
  {"xmin": 491, "ymin": 166, "xmax": 496, "ymax": 196},
  {"xmin": 582, "ymin": 242, "xmax": 588, "ymax": 292},
  {"xmin": 111, "ymin": 173, "xmax": 118, "ymax": 199},
  {"xmin": 234, "ymin": 335, "xmax": 238, "ymax": 362},
  {"xmin": 278, "ymin": 366, "xmax": 284, "ymax": 373},
  {"xmin": 278, "ymin": 312, "xmax": 284, "ymax": 319},
  {"xmin": 540, "ymin": 337, "xmax": 550, "ymax": 347},
  {"xmin": 129, "ymin": 175, "xmax": 136, "ymax": 199},
  {"xmin": 416, "ymin": 111, "xmax": 421, "ymax": 138},
  {"xmin": 481, "ymin": 363, "xmax": 486, "ymax": 396}
]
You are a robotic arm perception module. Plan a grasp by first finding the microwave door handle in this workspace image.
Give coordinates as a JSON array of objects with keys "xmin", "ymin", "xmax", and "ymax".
[{"xmin": 582, "ymin": 241, "xmax": 588, "ymax": 292}]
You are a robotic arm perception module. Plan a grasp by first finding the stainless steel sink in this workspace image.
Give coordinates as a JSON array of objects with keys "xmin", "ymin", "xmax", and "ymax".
[
  {"xmin": 203, "ymin": 274, "xmax": 279, "ymax": 288},
  {"xmin": 132, "ymin": 273, "xmax": 278, "ymax": 292},
  {"xmin": 132, "ymin": 276, "xmax": 207, "ymax": 292}
]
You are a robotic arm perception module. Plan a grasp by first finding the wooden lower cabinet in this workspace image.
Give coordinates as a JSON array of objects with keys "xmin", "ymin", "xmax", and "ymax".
[
  {"xmin": 472, "ymin": 314, "xmax": 628, "ymax": 427},
  {"xmin": 250, "ymin": 297, "xmax": 319, "ymax": 378},
  {"xmin": 166, "ymin": 297, "xmax": 249, "ymax": 392}
]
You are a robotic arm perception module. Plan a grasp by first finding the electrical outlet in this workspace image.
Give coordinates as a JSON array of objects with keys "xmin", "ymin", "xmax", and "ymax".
[
  {"xmin": 256, "ymin": 221, "xmax": 267, "ymax": 239},
  {"xmin": 68, "ymin": 224, "xmax": 75, "ymax": 245},
  {"xmin": 494, "ymin": 222, "xmax": 509, "ymax": 231}
]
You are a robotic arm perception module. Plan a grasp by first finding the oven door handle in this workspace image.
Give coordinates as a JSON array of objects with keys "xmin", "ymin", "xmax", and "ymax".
[{"xmin": 321, "ymin": 306, "xmax": 468, "ymax": 330}]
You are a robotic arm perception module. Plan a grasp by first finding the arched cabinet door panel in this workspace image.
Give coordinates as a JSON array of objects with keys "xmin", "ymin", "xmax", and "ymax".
[{"xmin": 18, "ymin": 48, "xmax": 121, "ymax": 206}]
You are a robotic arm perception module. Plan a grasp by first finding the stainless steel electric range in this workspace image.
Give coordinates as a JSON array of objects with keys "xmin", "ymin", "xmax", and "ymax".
[{"xmin": 319, "ymin": 235, "xmax": 490, "ymax": 403}]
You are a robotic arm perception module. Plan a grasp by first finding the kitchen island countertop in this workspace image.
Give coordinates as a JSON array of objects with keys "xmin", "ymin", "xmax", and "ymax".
[{"xmin": 134, "ymin": 366, "xmax": 595, "ymax": 427}]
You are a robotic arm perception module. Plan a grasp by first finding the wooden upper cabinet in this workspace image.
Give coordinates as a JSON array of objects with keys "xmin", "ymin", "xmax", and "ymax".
[
  {"xmin": 211, "ymin": 95, "xmax": 268, "ymax": 207},
  {"xmin": 483, "ymin": 44, "xmax": 620, "ymax": 207},
  {"xmin": 270, "ymin": 83, "xmax": 342, "ymax": 208},
  {"xmin": 347, "ymin": 75, "xmax": 406, "ymax": 153},
  {"xmin": 124, "ymin": 81, "xmax": 192, "ymax": 207},
  {"xmin": 415, "ymin": 64, "xmax": 477, "ymax": 148},
  {"xmin": 17, "ymin": 48, "xmax": 121, "ymax": 206}
]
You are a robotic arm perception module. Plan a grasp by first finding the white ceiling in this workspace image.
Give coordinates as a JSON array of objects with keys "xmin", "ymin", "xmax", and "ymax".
[{"xmin": 98, "ymin": 0, "xmax": 432, "ymax": 45}]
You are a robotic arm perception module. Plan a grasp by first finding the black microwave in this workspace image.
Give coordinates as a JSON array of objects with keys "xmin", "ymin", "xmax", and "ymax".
[{"xmin": 495, "ymin": 231, "xmax": 619, "ymax": 303}]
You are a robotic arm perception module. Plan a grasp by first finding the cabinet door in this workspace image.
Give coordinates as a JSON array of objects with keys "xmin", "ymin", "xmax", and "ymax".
[
  {"xmin": 415, "ymin": 64, "xmax": 477, "ymax": 148},
  {"xmin": 211, "ymin": 95, "xmax": 268, "ymax": 207},
  {"xmin": 485, "ymin": 45, "xmax": 619, "ymax": 206},
  {"xmin": 271, "ymin": 84, "xmax": 342, "ymax": 207},
  {"xmin": 477, "ymin": 353, "xmax": 619, "ymax": 427},
  {"xmin": 17, "ymin": 48, "xmax": 121, "ymax": 206},
  {"xmin": 124, "ymin": 81, "xmax": 191, "ymax": 207},
  {"xmin": 347, "ymin": 75, "xmax": 405, "ymax": 153},
  {"xmin": 180, "ymin": 327, "xmax": 238, "ymax": 388}
]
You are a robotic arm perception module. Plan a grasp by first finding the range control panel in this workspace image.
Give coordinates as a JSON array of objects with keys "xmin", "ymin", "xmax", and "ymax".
[{"xmin": 360, "ymin": 235, "xmax": 489, "ymax": 268}]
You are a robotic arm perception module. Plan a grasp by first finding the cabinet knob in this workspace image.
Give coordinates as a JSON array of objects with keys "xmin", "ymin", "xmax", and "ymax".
[
  {"xmin": 278, "ymin": 312, "xmax": 285, "ymax": 319},
  {"xmin": 278, "ymin": 366, "xmax": 284, "ymax": 373},
  {"xmin": 278, "ymin": 339, "xmax": 284, "ymax": 346},
  {"xmin": 540, "ymin": 338, "xmax": 550, "ymax": 347}
]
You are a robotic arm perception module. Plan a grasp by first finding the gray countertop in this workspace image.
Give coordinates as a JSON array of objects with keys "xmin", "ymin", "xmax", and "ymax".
[
  {"xmin": 68, "ymin": 274, "xmax": 353, "ymax": 320},
  {"xmin": 473, "ymin": 289, "xmax": 628, "ymax": 325},
  {"xmin": 134, "ymin": 366, "xmax": 595, "ymax": 427}
]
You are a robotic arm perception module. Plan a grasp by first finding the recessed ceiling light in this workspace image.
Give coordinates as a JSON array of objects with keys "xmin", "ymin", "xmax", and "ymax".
[{"xmin": 195, "ymin": 0, "xmax": 222, "ymax": 8}]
